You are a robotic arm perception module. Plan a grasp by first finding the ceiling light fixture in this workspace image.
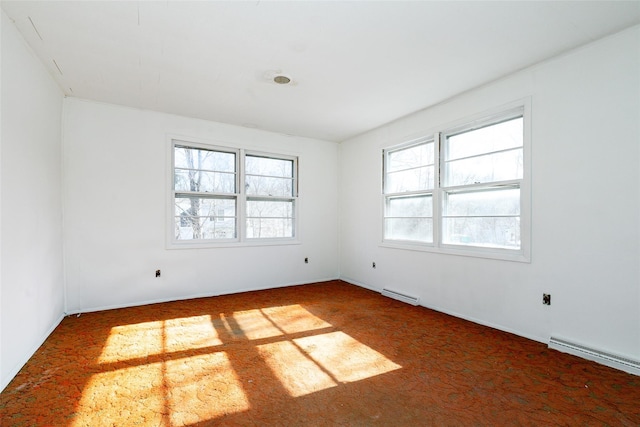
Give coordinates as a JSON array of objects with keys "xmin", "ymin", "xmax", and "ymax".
[{"xmin": 274, "ymin": 75, "xmax": 291, "ymax": 85}]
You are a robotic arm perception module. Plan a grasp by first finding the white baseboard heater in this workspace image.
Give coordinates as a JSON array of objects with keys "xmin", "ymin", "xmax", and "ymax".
[
  {"xmin": 549, "ymin": 337, "xmax": 640, "ymax": 376},
  {"xmin": 381, "ymin": 288, "xmax": 419, "ymax": 306}
]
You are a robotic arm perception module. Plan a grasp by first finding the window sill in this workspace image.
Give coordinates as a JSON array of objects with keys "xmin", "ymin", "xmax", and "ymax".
[{"xmin": 167, "ymin": 238, "xmax": 301, "ymax": 250}]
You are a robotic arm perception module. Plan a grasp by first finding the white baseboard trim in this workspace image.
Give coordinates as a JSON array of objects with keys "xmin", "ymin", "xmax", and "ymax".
[
  {"xmin": 1, "ymin": 313, "xmax": 65, "ymax": 393},
  {"xmin": 339, "ymin": 277, "xmax": 380, "ymax": 293},
  {"xmin": 66, "ymin": 276, "xmax": 341, "ymax": 315},
  {"xmin": 549, "ymin": 336, "xmax": 640, "ymax": 376},
  {"xmin": 419, "ymin": 302, "xmax": 547, "ymax": 345},
  {"xmin": 340, "ymin": 277, "xmax": 546, "ymax": 345},
  {"xmin": 341, "ymin": 278, "xmax": 640, "ymax": 376}
]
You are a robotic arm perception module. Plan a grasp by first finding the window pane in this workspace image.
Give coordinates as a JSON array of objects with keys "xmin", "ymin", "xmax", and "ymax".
[
  {"xmin": 246, "ymin": 200, "xmax": 294, "ymax": 218},
  {"xmin": 175, "ymin": 170, "xmax": 235, "ymax": 193},
  {"xmin": 384, "ymin": 218, "xmax": 433, "ymax": 243},
  {"xmin": 175, "ymin": 197, "xmax": 236, "ymax": 240},
  {"xmin": 387, "ymin": 195, "xmax": 432, "ymax": 217},
  {"xmin": 246, "ymin": 218, "xmax": 293, "ymax": 238},
  {"xmin": 388, "ymin": 142, "xmax": 434, "ymax": 172},
  {"xmin": 175, "ymin": 216, "xmax": 236, "ymax": 240},
  {"xmin": 246, "ymin": 200, "xmax": 294, "ymax": 239},
  {"xmin": 447, "ymin": 117, "xmax": 523, "ymax": 160},
  {"xmin": 246, "ymin": 156, "xmax": 293, "ymax": 177},
  {"xmin": 246, "ymin": 176, "xmax": 293, "ymax": 197},
  {"xmin": 175, "ymin": 146, "xmax": 235, "ymax": 172},
  {"xmin": 386, "ymin": 165, "xmax": 434, "ymax": 192},
  {"xmin": 175, "ymin": 197, "xmax": 235, "ymax": 217},
  {"xmin": 442, "ymin": 217, "xmax": 520, "ymax": 249},
  {"xmin": 445, "ymin": 148, "xmax": 522, "ymax": 186},
  {"xmin": 444, "ymin": 188, "xmax": 519, "ymax": 216}
]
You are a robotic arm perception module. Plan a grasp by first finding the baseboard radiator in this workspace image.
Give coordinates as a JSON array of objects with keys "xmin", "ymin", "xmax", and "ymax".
[
  {"xmin": 381, "ymin": 288, "xmax": 419, "ymax": 306},
  {"xmin": 549, "ymin": 337, "xmax": 640, "ymax": 376}
]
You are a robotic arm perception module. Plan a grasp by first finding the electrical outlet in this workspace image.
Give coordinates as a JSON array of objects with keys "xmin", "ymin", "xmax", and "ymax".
[
  {"xmin": 543, "ymin": 293, "xmax": 551, "ymax": 305},
  {"xmin": 155, "ymin": 269, "xmax": 161, "ymax": 278}
]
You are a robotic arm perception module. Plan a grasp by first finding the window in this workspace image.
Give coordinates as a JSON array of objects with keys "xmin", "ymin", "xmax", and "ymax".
[
  {"xmin": 245, "ymin": 155, "xmax": 296, "ymax": 239},
  {"xmin": 442, "ymin": 114, "xmax": 523, "ymax": 250},
  {"xmin": 383, "ymin": 138, "xmax": 435, "ymax": 243},
  {"xmin": 174, "ymin": 144, "xmax": 237, "ymax": 241},
  {"xmin": 383, "ymin": 104, "xmax": 529, "ymax": 261},
  {"xmin": 171, "ymin": 140, "xmax": 297, "ymax": 246}
]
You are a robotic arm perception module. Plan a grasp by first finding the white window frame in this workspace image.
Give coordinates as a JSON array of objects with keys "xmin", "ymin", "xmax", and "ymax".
[
  {"xmin": 168, "ymin": 138, "xmax": 299, "ymax": 248},
  {"xmin": 382, "ymin": 136, "xmax": 436, "ymax": 245},
  {"xmin": 244, "ymin": 151, "xmax": 299, "ymax": 242},
  {"xmin": 382, "ymin": 100, "xmax": 531, "ymax": 262}
]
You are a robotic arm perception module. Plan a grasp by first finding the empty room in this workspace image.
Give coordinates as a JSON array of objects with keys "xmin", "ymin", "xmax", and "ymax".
[{"xmin": 1, "ymin": 1, "xmax": 640, "ymax": 425}]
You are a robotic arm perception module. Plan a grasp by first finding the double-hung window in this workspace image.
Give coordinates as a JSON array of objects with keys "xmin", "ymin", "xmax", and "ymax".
[
  {"xmin": 441, "ymin": 110, "xmax": 523, "ymax": 250},
  {"xmin": 383, "ymin": 104, "xmax": 529, "ymax": 261},
  {"xmin": 171, "ymin": 140, "xmax": 297, "ymax": 246},
  {"xmin": 174, "ymin": 144, "xmax": 237, "ymax": 241},
  {"xmin": 383, "ymin": 138, "xmax": 435, "ymax": 243},
  {"xmin": 245, "ymin": 154, "xmax": 296, "ymax": 239}
]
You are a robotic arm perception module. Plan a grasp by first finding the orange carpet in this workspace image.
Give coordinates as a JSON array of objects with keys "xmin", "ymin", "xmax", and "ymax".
[{"xmin": 1, "ymin": 280, "xmax": 639, "ymax": 426}]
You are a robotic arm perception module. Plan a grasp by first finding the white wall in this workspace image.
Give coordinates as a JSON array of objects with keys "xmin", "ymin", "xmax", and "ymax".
[
  {"xmin": 1, "ymin": 12, "xmax": 65, "ymax": 391},
  {"xmin": 62, "ymin": 99, "xmax": 339, "ymax": 313},
  {"xmin": 340, "ymin": 26, "xmax": 640, "ymax": 361}
]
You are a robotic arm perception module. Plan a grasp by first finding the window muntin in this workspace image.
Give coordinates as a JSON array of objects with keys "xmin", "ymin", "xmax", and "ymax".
[
  {"xmin": 172, "ymin": 142, "xmax": 297, "ymax": 245},
  {"xmin": 383, "ymin": 106, "xmax": 528, "ymax": 259}
]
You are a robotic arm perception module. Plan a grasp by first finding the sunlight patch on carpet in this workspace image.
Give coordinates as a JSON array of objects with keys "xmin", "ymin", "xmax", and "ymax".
[
  {"xmin": 166, "ymin": 352, "xmax": 250, "ymax": 424},
  {"xmin": 230, "ymin": 304, "xmax": 333, "ymax": 340},
  {"xmin": 258, "ymin": 331, "xmax": 401, "ymax": 397},
  {"xmin": 295, "ymin": 331, "xmax": 402, "ymax": 383},
  {"xmin": 75, "ymin": 352, "xmax": 249, "ymax": 426},
  {"xmin": 257, "ymin": 340, "xmax": 338, "ymax": 397},
  {"xmin": 98, "ymin": 320, "xmax": 163, "ymax": 363},
  {"xmin": 230, "ymin": 309, "xmax": 285, "ymax": 340},
  {"xmin": 72, "ymin": 362, "xmax": 165, "ymax": 426},
  {"xmin": 164, "ymin": 315, "xmax": 222, "ymax": 352},
  {"xmin": 98, "ymin": 316, "xmax": 222, "ymax": 363},
  {"xmin": 261, "ymin": 304, "xmax": 333, "ymax": 334}
]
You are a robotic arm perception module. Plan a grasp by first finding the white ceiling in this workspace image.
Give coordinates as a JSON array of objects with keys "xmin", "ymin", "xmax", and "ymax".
[{"xmin": 3, "ymin": 1, "xmax": 640, "ymax": 142}]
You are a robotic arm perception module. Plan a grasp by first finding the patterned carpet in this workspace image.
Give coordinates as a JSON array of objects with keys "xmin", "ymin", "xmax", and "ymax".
[{"xmin": 1, "ymin": 280, "xmax": 639, "ymax": 426}]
